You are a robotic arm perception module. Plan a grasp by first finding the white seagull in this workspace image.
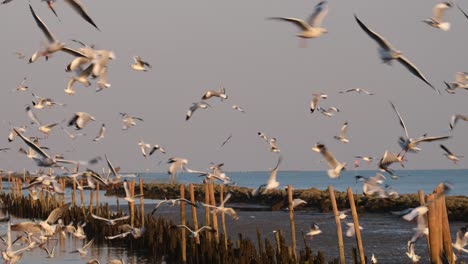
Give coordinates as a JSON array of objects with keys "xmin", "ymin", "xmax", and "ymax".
[
  {"xmin": 305, "ymin": 223, "xmax": 322, "ymax": 239},
  {"xmin": 186, "ymin": 101, "xmax": 210, "ymax": 121},
  {"xmin": 269, "ymin": 1, "xmax": 328, "ymax": 42},
  {"xmin": 202, "ymin": 86, "xmax": 227, "ymax": 101},
  {"xmin": 339, "ymin": 88, "xmax": 374, "ymax": 95},
  {"xmin": 355, "ymin": 15, "xmax": 437, "ymax": 92},
  {"xmin": 93, "ymin": 124, "xmax": 106, "ymax": 141},
  {"xmin": 68, "ymin": 112, "xmax": 95, "ymax": 130},
  {"xmin": 131, "ymin": 56, "xmax": 151, "ymax": 71},
  {"xmin": 312, "ymin": 143, "xmax": 346, "ymax": 178},
  {"xmin": 310, "ymin": 93, "xmax": 327, "ymax": 113},
  {"xmin": 334, "ymin": 121, "xmax": 349, "ymax": 143},
  {"xmin": 440, "ymin": 144, "xmax": 463, "ymax": 164},
  {"xmin": 423, "ymin": 2, "xmax": 452, "ymax": 31},
  {"xmin": 232, "ymin": 105, "xmax": 245, "ymax": 113},
  {"xmin": 90, "ymin": 213, "xmax": 129, "ymax": 226},
  {"xmin": 173, "ymin": 225, "xmax": 215, "ymax": 238},
  {"xmin": 198, "ymin": 193, "xmax": 239, "ymax": 220},
  {"xmin": 450, "ymin": 114, "xmax": 468, "ymax": 131}
]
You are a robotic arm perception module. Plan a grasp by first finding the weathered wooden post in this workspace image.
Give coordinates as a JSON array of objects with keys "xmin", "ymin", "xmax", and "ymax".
[
  {"xmin": 209, "ymin": 183, "xmax": 219, "ymax": 243},
  {"xmin": 179, "ymin": 184, "xmax": 187, "ymax": 263},
  {"xmin": 427, "ymin": 193, "xmax": 442, "ymax": 264},
  {"xmin": 347, "ymin": 187, "xmax": 365, "ymax": 264},
  {"xmin": 287, "ymin": 185, "xmax": 297, "ymax": 261},
  {"xmin": 189, "ymin": 183, "xmax": 200, "ymax": 244},
  {"xmin": 139, "ymin": 178, "xmax": 145, "ymax": 227},
  {"xmin": 329, "ymin": 186, "xmax": 345, "ymax": 263},
  {"xmin": 219, "ymin": 185, "xmax": 228, "ymax": 250}
]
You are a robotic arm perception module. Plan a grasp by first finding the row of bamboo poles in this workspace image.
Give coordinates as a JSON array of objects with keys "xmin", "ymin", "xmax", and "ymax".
[{"xmin": 0, "ymin": 172, "xmax": 456, "ymax": 264}]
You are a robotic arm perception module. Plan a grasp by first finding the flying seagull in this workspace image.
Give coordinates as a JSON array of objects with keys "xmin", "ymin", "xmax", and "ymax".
[
  {"xmin": 93, "ymin": 124, "xmax": 106, "ymax": 141},
  {"xmin": 334, "ymin": 121, "xmax": 349, "ymax": 143},
  {"xmin": 202, "ymin": 86, "xmax": 227, "ymax": 101},
  {"xmin": 305, "ymin": 223, "xmax": 322, "ymax": 239},
  {"xmin": 450, "ymin": 114, "xmax": 468, "ymax": 131},
  {"xmin": 120, "ymin": 113, "xmax": 144, "ymax": 130},
  {"xmin": 220, "ymin": 134, "xmax": 232, "ymax": 148},
  {"xmin": 423, "ymin": 2, "xmax": 452, "ymax": 31},
  {"xmin": 390, "ymin": 101, "xmax": 450, "ymax": 158},
  {"xmin": 68, "ymin": 112, "xmax": 95, "ymax": 130},
  {"xmin": 131, "ymin": 56, "xmax": 151, "ymax": 71},
  {"xmin": 312, "ymin": 143, "xmax": 346, "ymax": 178},
  {"xmin": 339, "ymin": 88, "xmax": 374, "ymax": 95},
  {"xmin": 268, "ymin": 1, "xmax": 328, "ymax": 43},
  {"xmin": 354, "ymin": 15, "xmax": 438, "ymax": 93},
  {"xmin": 186, "ymin": 101, "xmax": 210, "ymax": 121},
  {"xmin": 444, "ymin": 72, "xmax": 468, "ymax": 93},
  {"xmin": 310, "ymin": 93, "xmax": 327, "ymax": 113},
  {"xmin": 440, "ymin": 144, "xmax": 463, "ymax": 164}
]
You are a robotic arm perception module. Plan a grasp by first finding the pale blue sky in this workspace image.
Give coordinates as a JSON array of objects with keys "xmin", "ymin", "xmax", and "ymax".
[{"xmin": 0, "ymin": 0, "xmax": 467, "ymax": 173}]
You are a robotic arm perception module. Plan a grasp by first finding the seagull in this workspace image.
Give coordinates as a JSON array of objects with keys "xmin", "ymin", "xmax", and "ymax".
[
  {"xmin": 151, "ymin": 198, "xmax": 197, "ymax": 214},
  {"xmin": 232, "ymin": 104, "xmax": 245, "ymax": 113},
  {"xmin": 40, "ymin": 241, "xmax": 56, "ymax": 258},
  {"xmin": 440, "ymin": 144, "xmax": 463, "ymax": 164},
  {"xmin": 261, "ymin": 155, "xmax": 282, "ymax": 194},
  {"xmin": 268, "ymin": 1, "xmax": 328, "ymax": 45},
  {"xmin": 28, "ymin": 4, "xmax": 66, "ymax": 63},
  {"xmin": 68, "ymin": 112, "xmax": 95, "ymax": 130},
  {"xmin": 450, "ymin": 114, "xmax": 468, "ymax": 131},
  {"xmin": 131, "ymin": 56, "xmax": 151, "ymax": 71},
  {"xmin": 305, "ymin": 223, "xmax": 322, "ymax": 239},
  {"xmin": 445, "ymin": 72, "xmax": 468, "ymax": 93},
  {"xmin": 93, "ymin": 124, "xmax": 106, "ymax": 141},
  {"xmin": 423, "ymin": 2, "xmax": 452, "ymax": 31},
  {"xmin": 10, "ymin": 77, "xmax": 28, "ymax": 92},
  {"xmin": 390, "ymin": 101, "xmax": 450, "ymax": 159},
  {"xmin": 37, "ymin": 203, "xmax": 71, "ymax": 236},
  {"xmin": 71, "ymin": 238, "xmax": 94, "ymax": 257},
  {"xmin": 345, "ymin": 222, "xmax": 363, "ymax": 238},
  {"xmin": 220, "ymin": 134, "xmax": 232, "ymax": 148},
  {"xmin": 310, "ymin": 93, "xmax": 327, "ymax": 113},
  {"xmin": 123, "ymin": 179, "xmax": 143, "ymax": 203},
  {"xmin": 355, "ymin": 15, "xmax": 437, "ymax": 92},
  {"xmin": 317, "ymin": 106, "xmax": 339, "ymax": 117},
  {"xmin": 66, "ymin": 63, "xmax": 94, "ymax": 94},
  {"xmin": 90, "ymin": 213, "xmax": 129, "ymax": 226},
  {"xmin": 14, "ymin": 129, "xmax": 97, "ymax": 168},
  {"xmin": 31, "ymin": 93, "xmax": 65, "ymax": 109},
  {"xmin": 312, "ymin": 143, "xmax": 346, "ymax": 178},
  {"xmin": 186, "ymin": 101, "xmax": 210, "ymax": 121},
  {"xmin": 354, "ymin": 156, "xmax": 373, "ymax": 164},
  {"xmin": 257, "ymin": 132, "xmax": 280, "ymax": 152},
  {"xmin": 334, "ymin": 122, "xmax": 349, "ymax": 143},
  {"xmin": 106, "ymin": 224, "xmax": 145, "ymax": 240},
  {"xmin": 167, "ymin": 157, "xmax": 188, "ymax": 182},
  {"xmin": 371, "ymin": 254, "xmax": 377, "ymax": 264},
  {"xmin": 8, "ymin": 125, "xmax": 27, "ymax": 142},
  {"xmin": 202, "ymin": 86, "xmax": 227, "ymax": 101},
  {"xmin": 356, "ymin": 174, "xmax": 392, "ymax": 198},
  {"xmin": 120, "ymin": 113, "xmax": 144, "ymax": 130},
  {"xmin": 378, "ymin": 150, "xmax": 404, "ymax": 178},
  {"xmin": 338, "ymin": 209, "xmax": 351, "ymax": 220},
  {"xmin": 61, "ymin": 127, "xmax": 86, "ymax": 140},
  {"xmin": 339, "ymin": 88, "xmax": 374, "ymax": 95},
  {"xmin": 452, "ymin": 226, "xmax": 468, "ymax": 253},
  {"xmin": 172, "ymin": 225, "xmax": 216, "ymax": 238},
  {"xmin": 290, "ymin": 198, "xmax": 307, "ymax": 209},
  {"xmin": 198, "ymin": 193, "xmax": 239, "ymax": 220}
]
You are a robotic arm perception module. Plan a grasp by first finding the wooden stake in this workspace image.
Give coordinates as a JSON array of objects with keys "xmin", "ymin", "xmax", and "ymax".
[
  {"xmin": 209, "ymin": 183, "xmax": 219, "ymax": 243},
  {"xmin": 129, "ymin": 180, "xmax": 135, "ymax": 227},
  {"xmin": 179, "ymin": 184, "xmax": 187, "ymax": 263},
  {"xmin": 204, "ymin": 183, "xmax": 211, "ymax": 242},
  {"xmin": 96, "ymin": 182, "xmax": 100, "ymax": 210},
  {"xmin": 89, "ymin": 187, "xmax": 94, "ymax": 213},
  {"xmin": 79, "ymin": 179, "xmax": 84, "ymax": 208},
  {"xmin": 287, "ymin": 185, "xmax": 297, "ymax": 261},
  {"xmin": 437, "ymin": 184, "xmax": 454, "ymax": 264},
  {"xmin": 427, "ymin": 193, "xmax": 442, "ymax": 264},
  {"xmin": 220, "ymin": 185, "xmax": 228, "ymax": 250},
  {"xmin": 189, "ymin": 184, "xmax": 200, "ymax": 244},
  {"xmin": 347, "ymin": 187, "xmax": 365, "ymax": 264},
  {"xmin": 329, "ymin": 186, "xmax": 345, "ymax": 264},
  {"xmin": 140, "ymin": 178, "xmax": 145, "ymax": 227}
]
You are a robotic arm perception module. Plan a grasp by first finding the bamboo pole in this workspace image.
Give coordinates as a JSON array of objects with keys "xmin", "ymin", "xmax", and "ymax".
[
  {"xmin": 329, "ymin": 186, "xmax": 345, "ymax": 264},
  {"xmin": 96, "ymin": 182, "xmax": 100, "ymax": 210},
  {"xmin": 189, "ymin": 184, "xmax": 200, "ymax": 244},
  {"xmin": 139, "ymin": 178, "xmax": 145, "ymax": 227},
  {"xmin": 179, "ymin": 184, "xmax": 187, "ymax": 263},
  {"xmin": 209, "ymin": 183, "xmax": 219, "ymax": 244},
  {"xmin": 427, "ymin": 193, "xmax": 442, "ymax": 264},
  {"xmin": 418, "ymin": 190, "xmax": 430, "ymax": 254},
  {"xmin": 129, "ymin": 180, "xmax": 135, "ymax": 227},
  {"xmin": 347, "ymin": 187, "xmax": 365, "ymax": 264},
  {"xmin": 436, "ymin": 184, "xmax": 454, "ymax": 264},
  {"xmin": 89, "ymin": 187, "xmax": 94, "ymax": 213},
  {"xmin": 287, "ymin": 185, "xmax": 297, "ymax": 261},
  {"xmin": 79, "ymin": 179, "xmax": 84, "ymax": 207},
  {"xmin": 220, "ymin": 185, "xmax": 228, "ymax": 250},
  {"xmin": 204, "ymin": 182, "xmax": 211, "ymax": 242},
  {"xmin": 70, "ymin": 178, "xmax": 76, "ymax": 208}
]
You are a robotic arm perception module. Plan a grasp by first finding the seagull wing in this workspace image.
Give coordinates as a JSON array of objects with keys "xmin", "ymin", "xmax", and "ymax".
[
  {"xmin": 29, "ymin": 4, "xmax": 56, "ymax": 43},
  {"xmin": 354, "ymin": 14, "xmax": 393, "ymax": 51},
  {"xmin": 433, "ymin": 2, "xmax": 450, "ymax": 23},
  {"xmin": 14, "ymin": 128, "xmax": 50, "ymax": 159},
  {"xmin": 268, "ymin": 17, "xmax": 310, "ymax": 31},
  {"xmin": 64, "ymin": 0, "xmax": 100, "ymax": 31},
  {"xmin": 413, "ymin": 135, "xmax": 450, "ymax": 144},
  {"xmin": 268, "ymin": 155, "xmax": 282, "ymax": 184},
  {"xmin": 91, "ymin": 213, "xmax": 110, "ymax": 223},
  {"xmin": 457, "ymin": 3, "xmax": 468, "ymax": 20},
  {"xmin": 396, "ymin": 55, "xmax": 436, "ymax": 92},
  {"xmin": 46, "ymin": 203, "xmax": 71, "ymax": 224},
  {"xmin": 308, "ymin": 1, "xmax": 328, "ymax": 27},
  {"xmin": 389, "ymin": 101, "xmax": 409, "ymax": 140},
  {"xmin": 220, "ymin": 193, "xmax": 232, "ymax": 207},
  {"xmin": 339, "ymin": 122, "xmax": 348, "ymax": 138}
]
